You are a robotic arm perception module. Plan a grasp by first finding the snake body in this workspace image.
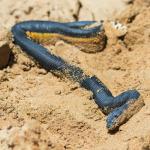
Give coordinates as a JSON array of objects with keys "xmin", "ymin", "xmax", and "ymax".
[{"xmin": 11, "ymin": 20, "xmax": 144, "ymax": 131}]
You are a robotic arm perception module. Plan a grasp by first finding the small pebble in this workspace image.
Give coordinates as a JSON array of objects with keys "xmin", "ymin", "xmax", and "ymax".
[{"xmin": 55, "ymin": 90, "xmax": 61, "ymax": 95}]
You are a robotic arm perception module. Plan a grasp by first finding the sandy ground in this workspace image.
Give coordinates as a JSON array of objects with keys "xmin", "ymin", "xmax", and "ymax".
[{"xmin": 0, "ymin": 0, "xmax": 150, "ymax": 149}]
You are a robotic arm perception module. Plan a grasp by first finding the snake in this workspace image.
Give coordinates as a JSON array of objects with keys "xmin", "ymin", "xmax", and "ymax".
[{"xmin": 11, "ymin": 20, "xmax": 144, "ymax": 131}]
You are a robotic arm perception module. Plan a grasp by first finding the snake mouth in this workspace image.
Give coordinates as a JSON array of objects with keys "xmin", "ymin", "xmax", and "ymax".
[{"xmin": 106, "ymin": 96, "xmax": 144, "ymax": 131}]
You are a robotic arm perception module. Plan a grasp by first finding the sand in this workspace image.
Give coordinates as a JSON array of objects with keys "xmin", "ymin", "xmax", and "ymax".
[{"xmin": 0, "ymin": 0, "xmax": 150, "ymax": 149}]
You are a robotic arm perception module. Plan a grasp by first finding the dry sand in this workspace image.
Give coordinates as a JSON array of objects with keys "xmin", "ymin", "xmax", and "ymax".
[{"xmin": 0, "ymin": 0, "xmax": 150, "ymax": 149}]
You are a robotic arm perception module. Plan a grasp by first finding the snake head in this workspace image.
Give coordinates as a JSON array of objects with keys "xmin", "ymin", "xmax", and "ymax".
[{"xmin": 106, "ymin": 95, "xmax": 144, "ymax": 131}]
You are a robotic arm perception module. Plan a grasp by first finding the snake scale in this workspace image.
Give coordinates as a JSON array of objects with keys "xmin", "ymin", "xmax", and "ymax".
[{"xmin": 11, "ymin": 20, "xmax": 144, "ymax": 131}]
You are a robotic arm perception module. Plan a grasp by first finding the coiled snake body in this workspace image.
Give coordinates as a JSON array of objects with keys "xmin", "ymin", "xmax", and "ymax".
[{"xmin": 11, "ymin": 20, "xmax": 144, "ymax": 131}]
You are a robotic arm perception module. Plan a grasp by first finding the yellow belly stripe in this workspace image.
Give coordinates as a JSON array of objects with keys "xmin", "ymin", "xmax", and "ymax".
[{"xmin": 26, "ymin": 31, "xmax": 101, "ymax": 44}]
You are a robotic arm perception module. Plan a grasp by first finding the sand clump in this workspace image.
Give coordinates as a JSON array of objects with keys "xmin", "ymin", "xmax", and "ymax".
[{"xmin": 0, "ymin": 0, "xmax": 150, "ymax": 149}]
